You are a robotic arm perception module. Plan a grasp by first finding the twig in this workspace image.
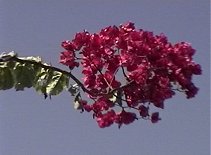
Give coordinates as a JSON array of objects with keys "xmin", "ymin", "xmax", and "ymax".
[
  {"xmin": 1, "ymin": 55, "xmax": 94, "ymax": 95},
  {"xmin": 1, "ymin": 53, "xmax": 135, "ymax": 99}
]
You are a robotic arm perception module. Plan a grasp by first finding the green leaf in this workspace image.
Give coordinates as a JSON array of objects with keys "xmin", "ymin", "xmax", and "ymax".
[
  {"xmin": 19, "ymin": 56, "xmax": 42, "ymax": 63},
  {"xmin": 46, "ymin": 71, "xmax": 69, "ymax": 95},
  {"xmin": 109, "ymin": 90, "xmax": 122, "ymax": 106},
  {"xmin": 68, "ymin": 83, "xmax": 79, "ymax": 96},
  {"xmin": 33, "ymin": 68, "xmax": 69, "ymax": 96},
  {"xmin": 0, "ymin": 66, "xmax": 14, "ymax": 90},
  {"xmin": 0, "ymin": 52, "xmax": 70, "ymax": 97},
  {"xmin": 13, "ymin": 63, "xmax": 36, "ymax": 91},
  {"xmin": 73, "ymin": 92, "xmax": 82, "ymax": 110},
  {"xmin": 33, "ymin": 68, "xmax": 53, "ymax": 94},
  {"xmin": 109, "ymin": 91, "xmax": 118, "ymax": 102},
  {"xmin": 0, "ymin": 51, "xmax": 17, "ymax": 61}
]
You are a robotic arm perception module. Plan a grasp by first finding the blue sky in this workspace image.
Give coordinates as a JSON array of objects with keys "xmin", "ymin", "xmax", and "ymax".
[{"xmin": 0, "ymin": 0, "xmax": 210, "ymax": 155}]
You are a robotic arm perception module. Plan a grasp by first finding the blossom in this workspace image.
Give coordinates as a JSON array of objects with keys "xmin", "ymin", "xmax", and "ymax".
[
  {"xmin": 59, "ymin": 51, "xmax": 79, "ymax": 69},
  {"xmin": 139, "ymin": 105, "xmax": 149, "ymax": 117},
  {"xmin": 73, "ymin": 31, "xmax": 91, "ymax": 50},
  {"xmin": 128, "ymin": 64, "xmax": 148, "ymax": 85},
  {"xmin": 60, "ymin": 22, "xmax": 202, "ymax": 128},
  {"xmin": 92, "ymin": 97, "xmax": 114, "ymax": 112},
  {"xmin": 96, "ymin": 110, "xmax": 116, "ymax": 128},
  {"xmin": 120, "ymin": 22, "xmax": 135, "ymax": 32},
  {"xmin": 61, "ymin": 40, "xmax": 76, "ymax": 51},
  {"xmin": 151, "ymin": 112, "xmax": 161, "ymax": 123},
  {"xmin": 115, "ymin": 110, "xmax": 137, "ymax": 128}
]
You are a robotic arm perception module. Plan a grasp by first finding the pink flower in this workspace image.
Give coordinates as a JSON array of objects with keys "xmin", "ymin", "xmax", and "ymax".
[
  {"xmin": 151, "ymin": 112, "xmax": 161, "ymax": 123},
  {"xmin": 106, "ymin": 55, "xmax": 120, "ymax": 74},
  {"xmin": 139, "ymin": 105, "xmax": 149, "ymax": 117},
  {"xmin": 100, "ymin": 25, "xmax": 119, "ymax": 45},
  {"xmin": 92, "ymin": 97, "xmax": 113, "ymax": 112},
  {"xmin": 59, "ymin": 22, "xmax": 201, "ymax": 128},
  {"xmin": 128, "ymin": 65, "xmax": 148, "ymax": 85},
  {"xmin": 83, "ymin": 74, "xmax": 96, "ymax": 89},
  {"xmin": 90, "ymin": 34, "xmax": 101, "ymax": 50},
  {"xmin": 59, "ymin": 51, "xmax": 79, "ymax": 69},
  {"xmin": 115, "ymin": 110, "xmax": 136, "ymax": 127},
  {"xmin": 73, "ymin": 31, "xmax": 90, "ymax": 50},
  {"xmin": 61, "ymin": 40, "xmax": 76, "ymax": 51},
  {"xmin": 96, "ymin": 110, "xmax": 116, "ymax": 128},
  {"xmin": 120, "ymin": 22, "xmax": 135, "ymax": 32}
]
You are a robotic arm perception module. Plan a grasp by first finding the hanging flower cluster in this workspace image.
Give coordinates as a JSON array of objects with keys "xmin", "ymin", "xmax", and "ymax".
[{"xmin": 60, "ymin": 22, "xmax": 201, "ymax": 128}]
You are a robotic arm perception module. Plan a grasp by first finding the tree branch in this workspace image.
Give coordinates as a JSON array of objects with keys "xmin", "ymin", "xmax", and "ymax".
[
  {"xmin": 0, "ymin": 53, "xmax": 134, "ymax": 98},
  {"xmin": 0, "ymin": 55, "xmax": 94, "ymax": 95}
]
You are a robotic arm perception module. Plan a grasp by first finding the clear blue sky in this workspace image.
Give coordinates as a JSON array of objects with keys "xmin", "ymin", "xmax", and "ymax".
[{"xmin": 0, "ymin": 1, "xmax": 210, "ymax": 155}]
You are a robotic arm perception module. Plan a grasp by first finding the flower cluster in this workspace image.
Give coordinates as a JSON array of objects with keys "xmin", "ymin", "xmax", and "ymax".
[{"xmin": 60, "ymin": 22, "xmax": 201, "ymax": 128}]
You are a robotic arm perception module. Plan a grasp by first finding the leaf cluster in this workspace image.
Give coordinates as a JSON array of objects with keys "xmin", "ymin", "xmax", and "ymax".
[{"xmin": 0, "ymin": 52, "xmax": 69, "ymax": 97}]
